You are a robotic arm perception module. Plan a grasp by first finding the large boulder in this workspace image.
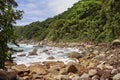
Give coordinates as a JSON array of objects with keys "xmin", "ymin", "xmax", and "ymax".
[
  {"xmin": 66, "ymin": 62, "xmax": 86, "ymax": 75},
  {"xmin": 0, "ymin": 70, "xmax": 17, "ymax": 80},
  {"xmin": 11, "ymin": 64, "xmax": 28, "ymax": 73},
  {"xmin": 68, "ymin": 52, "xmax": 82, "ymax": 59},
  {"xmin": 29, "ymin": 64, "xmax": 46, "ymax": 75},
  {"xmin": 28, "ymin": 48, "xmax": 38, "ymax": 56}
]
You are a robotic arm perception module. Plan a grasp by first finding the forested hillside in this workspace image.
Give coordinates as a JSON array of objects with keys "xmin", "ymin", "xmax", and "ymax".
[{"xmin": 16, "ymin": 0, "xmax": 120, "ymax": 43}]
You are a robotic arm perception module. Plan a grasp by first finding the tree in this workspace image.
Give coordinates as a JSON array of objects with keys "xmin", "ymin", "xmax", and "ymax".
[{"xmin": 0, "ymin": 0, "xmax": 23, "ymax": 69}]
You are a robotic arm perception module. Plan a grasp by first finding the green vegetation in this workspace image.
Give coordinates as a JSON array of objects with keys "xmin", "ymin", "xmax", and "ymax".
[
  {"xmin": 0, "ymin": 0, "xmax": 23, "ymax": 68},
  {"xmin": 16, "ymin": 0, "xmax": 120, "ymax": 43}
]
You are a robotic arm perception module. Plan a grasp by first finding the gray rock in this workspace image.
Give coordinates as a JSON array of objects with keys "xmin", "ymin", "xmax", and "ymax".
[
  {"xmin": 28, "ymin": 48, "xmax": 38, "ymax": 56},
  {"xmin": 113, "ymin": 73, "xmax": 120, "ymax": 80},
  {"xmin": 112, "ymin": 39, "xmax": 120, "ymax": 47},
  {"xmin": 46, "ymin": 56, "xmax": 55, "ymax": 60},
  {"xmin": 68, "ymin": 52, "xmax": 82, "ymax": 59}
]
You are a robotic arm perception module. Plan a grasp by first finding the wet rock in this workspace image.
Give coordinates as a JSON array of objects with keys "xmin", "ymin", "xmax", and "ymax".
[
  {"xmin": 28, "ymin": 48, "xmax": 38, "ymax": 56},
  {"xmin": 113, "ymin": 73, "xmax": 120, "ymax": 80},
  {"xmin": 18, "ymin": 54, "xmax": 26, "ymax": 57},
  {"xmin": 46, "ymin": 56, "xmax": 55, "ymax": 60},
  {"xmin": 68, "ymin": 52, "xmax": 82, "ymax": 59},
  {"xmin": 15, "ymin": 49, "xmax": 23, "ymax": 52},
  {"xmin": 43, "ymin": 49, "xmax": 49, "ymax": 52},
  {"xmin": 29, "ymin": 64, "xmax": 46, "ymax": 75}
]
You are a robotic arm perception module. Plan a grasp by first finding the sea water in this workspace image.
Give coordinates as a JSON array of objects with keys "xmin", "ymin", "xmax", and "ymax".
[{"xmin": 9, "ymin": 43, "xmax": 82, "ymax": 66}]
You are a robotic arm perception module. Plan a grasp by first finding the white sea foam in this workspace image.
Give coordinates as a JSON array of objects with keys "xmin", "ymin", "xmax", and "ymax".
[{"xmin": 11, "ymin": 44, "xmax": 82, "ymax": 66}]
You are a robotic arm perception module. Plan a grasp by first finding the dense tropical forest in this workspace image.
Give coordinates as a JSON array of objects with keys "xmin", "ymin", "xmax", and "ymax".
[{"xmin": 16, "ymin": 0, "xmax": 120, "ymax": 43}]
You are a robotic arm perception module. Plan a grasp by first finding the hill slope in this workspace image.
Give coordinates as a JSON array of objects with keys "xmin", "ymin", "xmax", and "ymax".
[{"xmin": 16, "ymin": 0, "xmax": 120, "ymax": 43}]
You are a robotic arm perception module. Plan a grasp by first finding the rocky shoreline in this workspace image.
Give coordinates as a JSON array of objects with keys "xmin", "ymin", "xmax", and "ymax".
[{"xmin": 1, "ymin": 40, "xmax": 120, "ymax": 80}]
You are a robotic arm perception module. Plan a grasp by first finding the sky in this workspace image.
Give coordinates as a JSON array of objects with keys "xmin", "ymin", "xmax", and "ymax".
[{"xmin": 16, "ymin": 0, "xmax": 79, "ymax": 26}]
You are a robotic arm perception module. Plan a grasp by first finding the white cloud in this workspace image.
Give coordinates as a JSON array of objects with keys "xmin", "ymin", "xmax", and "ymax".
[
  {"xmin": 16, "ymin": 0, "xmax": 79, "ymax": 25},
  {"xmin": 48, "ymin": 0, "xmax": 79, "ymax": 14}
]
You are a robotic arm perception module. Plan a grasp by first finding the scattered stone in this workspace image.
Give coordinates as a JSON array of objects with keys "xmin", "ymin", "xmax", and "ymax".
[{"xmin": 18, "ymin": 54, "xmax": 26, "ymax": 57}]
